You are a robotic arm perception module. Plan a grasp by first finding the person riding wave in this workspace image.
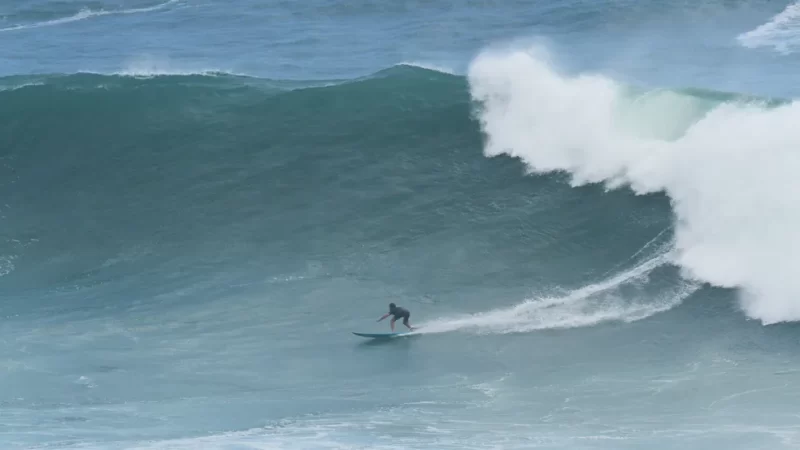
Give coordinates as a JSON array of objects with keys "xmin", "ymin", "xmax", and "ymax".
[{"xmin": 377, "ymin": 303, "xmax": 415, "ymax": 331}]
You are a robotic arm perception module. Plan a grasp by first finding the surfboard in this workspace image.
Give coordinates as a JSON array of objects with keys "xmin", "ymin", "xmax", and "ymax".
[{"xmin": 352, "ymin": 331, "xmax": 410, "ymax": 339}]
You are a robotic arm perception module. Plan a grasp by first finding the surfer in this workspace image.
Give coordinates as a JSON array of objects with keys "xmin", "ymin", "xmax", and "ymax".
[{"xmin": 377, "ymin": 303, "xmax": 415, "ymax": 331}]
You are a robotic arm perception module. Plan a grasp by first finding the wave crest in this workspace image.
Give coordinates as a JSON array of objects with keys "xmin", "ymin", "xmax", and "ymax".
[{"xmin": 468, "ymin": 44, "xmax": 800, "ymax": 325}]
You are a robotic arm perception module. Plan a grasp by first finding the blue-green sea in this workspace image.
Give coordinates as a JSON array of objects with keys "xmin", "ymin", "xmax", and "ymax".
[{"xmin": 4, "ymin": 0, "xmax": 800, "ymax": 448}]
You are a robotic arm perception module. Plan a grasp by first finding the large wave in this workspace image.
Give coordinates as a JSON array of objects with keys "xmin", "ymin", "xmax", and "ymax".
[
  {"xmin": 2, "ymin": 61, "xmax": 788, "ymax": 326},
  {"xmin": 468, "ymin": 44, "xmax": 800, "ymax": 324}
]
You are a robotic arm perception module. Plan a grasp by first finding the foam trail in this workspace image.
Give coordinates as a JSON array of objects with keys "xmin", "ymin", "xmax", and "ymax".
[
  {"xmin": 468, "ymin": 45, "xmax": 800, "ymax": 324},
  {"xmin": 738, "ymin": 1, "xmax": 800, "ymax": 53},
  {"xmin": 0, "ymin": 0, "xmax": 178, "ymax": 33},
  {"xmin": 419, "ymin": 243, "xmax": 696, "ymax": 335}
]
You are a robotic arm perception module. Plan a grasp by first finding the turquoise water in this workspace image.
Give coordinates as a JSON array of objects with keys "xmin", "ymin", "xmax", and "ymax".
[{"xmin": 4, "ymin": 1, "xmax": 800, "ymax": 448}]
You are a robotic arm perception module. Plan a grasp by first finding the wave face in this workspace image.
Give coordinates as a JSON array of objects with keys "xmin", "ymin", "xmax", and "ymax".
[{"xmin": 0, "ymin": 66, "xmax": 690, "ymax": 321}]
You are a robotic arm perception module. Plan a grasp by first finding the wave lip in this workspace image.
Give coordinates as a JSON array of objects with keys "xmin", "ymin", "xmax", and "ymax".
[
  {"xmin": 396, "ymin": 61, "xmax": 458, "ymax": 75},
  {"xmin": 468, "ymin": 44, "xmax": 800, "ymax": 325}
]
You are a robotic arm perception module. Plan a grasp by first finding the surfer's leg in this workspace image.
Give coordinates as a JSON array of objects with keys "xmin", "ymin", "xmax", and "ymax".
[
  {"xmin": 390, "ymin": 317, "xmax": 396, "ymax": 331},
  {"xmin": 403, "ymin": 315, "xmax": 414, "ymax": 330}
]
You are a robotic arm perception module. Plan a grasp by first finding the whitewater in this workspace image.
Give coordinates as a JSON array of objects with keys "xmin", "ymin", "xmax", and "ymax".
[{"xmin": 468, "ymin": 44, "xmax": 800, "ymax": 324}]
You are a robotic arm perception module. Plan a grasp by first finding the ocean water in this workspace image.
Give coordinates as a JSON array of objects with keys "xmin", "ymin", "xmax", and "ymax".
[{"xmin": 4, "ymin": 0, "xmax": 800, "ymax": 448}]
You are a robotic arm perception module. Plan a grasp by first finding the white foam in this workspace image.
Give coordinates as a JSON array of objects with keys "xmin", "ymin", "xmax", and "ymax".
[
  {"xmin": 107, "ymin": 410, "xmax": 653, "ymax": 450},
  {"xmin": 468, "ymin": 44, "xmax": 800, "ymax": 324},
  {"xmin": 737, "ymin": 1, "xmax": 800, "ymax": 53},
  {"xmin": 0, "ymin": 0, "xmax": 178, "ymax": 33},
  {"xmin": 0, "ymin": 255, "xmax": 15, "ymax": 277},
  {"xmin": 417, "ymin": 242, "xmax": 695, "ymax": 335}
]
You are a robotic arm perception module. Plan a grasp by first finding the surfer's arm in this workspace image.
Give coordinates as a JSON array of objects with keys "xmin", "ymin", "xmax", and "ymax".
[{"xmin": 377, "ymin": 313, "xmax": 390, "ymax": 322}]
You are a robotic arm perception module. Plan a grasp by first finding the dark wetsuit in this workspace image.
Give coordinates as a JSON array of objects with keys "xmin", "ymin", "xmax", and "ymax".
[{"xmin": 390, "ymin": 306, "xmax": 411, "ymax": 325}]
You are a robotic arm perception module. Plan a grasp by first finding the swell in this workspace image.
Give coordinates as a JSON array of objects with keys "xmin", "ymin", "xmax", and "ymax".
[{"xmin": 0, "ymin": 64, "xmax": 768, "ymax": 121}]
